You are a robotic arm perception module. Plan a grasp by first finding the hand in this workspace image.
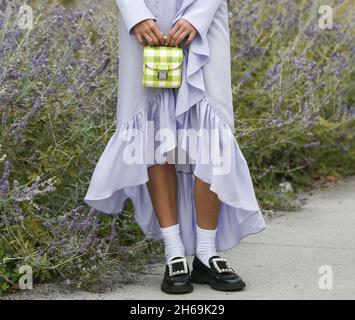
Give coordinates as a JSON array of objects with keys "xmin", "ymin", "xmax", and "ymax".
[
  {"xmin": 166, "ymin": 18, "xmax": 198, "ymax": 47},
  {"xmin": 133, "ymin": 19, "xmax": 166, "ymax": 46}
]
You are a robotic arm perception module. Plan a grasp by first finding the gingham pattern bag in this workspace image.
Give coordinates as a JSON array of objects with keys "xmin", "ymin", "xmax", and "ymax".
[{"xmin": 143, "ymin": 45, "xmax": 184, "ymax": 89}]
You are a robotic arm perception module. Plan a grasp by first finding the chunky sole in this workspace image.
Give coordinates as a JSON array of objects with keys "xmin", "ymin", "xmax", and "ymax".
[
  {"xmin": 191, "ymin": 270, "xmax": 246, "ymax": 292},
  {"xmin": 161, "ymin": 282, "xmax": 193, "ymax": 294}
]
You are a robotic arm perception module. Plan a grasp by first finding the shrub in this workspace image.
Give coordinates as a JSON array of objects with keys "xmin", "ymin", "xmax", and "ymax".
[
  {"xmin": 0, "ymin": 0, "xmax": 163, "ymax": 295},
  {"xmin": 229, "ymin": 0, "xmax": 355, "ymax": 209}
]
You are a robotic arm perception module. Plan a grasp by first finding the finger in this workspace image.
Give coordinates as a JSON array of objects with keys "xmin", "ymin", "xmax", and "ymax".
[
  {"xmin": 142, "ymin": 32, "xmax": 153, "ymax": 46},
  {"xmin": 167, "ymin": 23, "xmax": 182, "ymax": 45},
  {"xmin": 147, "ymin": 29, "xmax": 160, "ymax": 46},
  {"xmin": 168, "ymin": 27, "xmax": 184, "ymax": 46},
  {"xmin": 175, "ymin": 31, "xmax": 190, "ymax": 46},
  {"xmin": 151, "ymin": 25, "xmax": 165, "ymax": 45},
  {"xmin": 171, "ymin": 27, "xmax": 187, "ymax": 46},
  {"xmin": 136, "ymin": 31, "xmax": 144, "ymax": 45},
  {"xmin": 185, "ymin": 31, "xmax": 196, "ymax": 46}
]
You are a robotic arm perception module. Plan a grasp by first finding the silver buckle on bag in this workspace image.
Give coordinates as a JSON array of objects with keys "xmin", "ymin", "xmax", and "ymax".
[
  {"xmin": 158, "ymin": 70, "xmax": 168, "ymax": 79},
  {"xmin": 168, "ymin": 258, "xmax": 188, "ymax": 276}
]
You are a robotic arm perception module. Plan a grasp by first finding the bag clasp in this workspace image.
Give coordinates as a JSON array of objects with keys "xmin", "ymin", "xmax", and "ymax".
[{"xmin": 158, "ymin": 70, "xmax": 168, "ymax": 79}]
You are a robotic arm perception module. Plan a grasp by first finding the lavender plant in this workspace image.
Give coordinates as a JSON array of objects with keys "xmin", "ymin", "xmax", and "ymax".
[
  {"xmin": 229, "ymin": 0, "xmax": 354, "ymax": 209},
  {"xmin": 0, "ymin": 0, "xmax": 163, "ymax": 294}
]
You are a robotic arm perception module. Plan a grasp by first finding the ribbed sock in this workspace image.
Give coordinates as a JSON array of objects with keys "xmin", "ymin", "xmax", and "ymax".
[
  {"xmin": 196, "ymin": 225, "xmax": 218, "ymax": 268},
  {"xmin": 160, "ymin": 224, "xmax": 185, "ymax": 262}
]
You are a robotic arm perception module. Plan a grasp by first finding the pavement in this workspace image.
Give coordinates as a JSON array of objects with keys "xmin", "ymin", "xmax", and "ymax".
[{"xmin": 4, "ymin": 177, "xmax": 355, "ymax": 300}]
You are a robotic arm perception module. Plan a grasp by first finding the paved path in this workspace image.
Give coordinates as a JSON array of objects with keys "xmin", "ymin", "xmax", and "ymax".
[{"xmin": 5, "ymin": 177, "xmax": 355, "ymax": 300}]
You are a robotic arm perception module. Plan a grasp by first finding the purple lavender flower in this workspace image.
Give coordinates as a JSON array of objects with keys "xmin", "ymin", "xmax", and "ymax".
[
  {"xmin": 54, "ymin": 5, "xmax": 65, "ymax": 27},
  {"xmin": 264, "ymin": 17, "xmax": 273, "ymax": 28},
  {"xmin": 274, "ymin": 119, "xmax": 283, "ymax": 128},
  {"xmin": 48, "ymin": 246, "xmax": 56, "ymax": 255},
  {"xmin": 7, "ymin": 66, "xmax": 21, "ymax": 80},
  {"xmin": 304, "ymin": 23, "xmax": 317, "ymax": 39},
  {"xmin": 45, "ymin": 88, "xmax": 56, "ymax": 95},
  {"xmin": 0, "ymin": 0, "xmax": 6, "ymax": 11},
  {"xmin": 8, "ymin": 101, "xmax": 43, "ymax": 139},
  {"xmin": 264, "ymin": 63, "xmax": 281, "ymax": 90},
  {"xmin": 240, "ymin": 71, "xmax": 251, "ymax": 86},
  {"xmin": 294, "ymin": 56, "xmax": 308, "ymax": 70},
  {"xmin": 285, "ymin": 110, "xmax": 294, "ymax": 121},
  {"xmin": 32, "ymin": 40, "xmax": 50, "ymax": 68},
  {"xmin": 0, "ymin": 160, "xmax": 11, "ymax": 197},
  {"xmin": 303, "ymin": 141, "xmax": 321, "ymax": 148}
]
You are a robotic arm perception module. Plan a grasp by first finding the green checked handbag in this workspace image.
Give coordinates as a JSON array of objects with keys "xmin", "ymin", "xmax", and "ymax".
[{"xmin": 143, "ymin": 39, "xmax": 184, "ymax": 89}]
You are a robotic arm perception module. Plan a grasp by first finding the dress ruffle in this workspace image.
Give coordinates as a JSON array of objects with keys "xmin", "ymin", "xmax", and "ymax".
[{"xmin": 84, "ymin": 88, "xmax": 266, "ymax": 255}]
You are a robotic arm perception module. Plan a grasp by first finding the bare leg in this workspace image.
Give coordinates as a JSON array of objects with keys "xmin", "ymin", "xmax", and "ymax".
[
  {"xmin": 194, "ymin": 176, "xmax": 221, "ymax": 268},
  {"xmin": 147, "ymin": 163, "xmax": 186, "ymax": 263},
  {"xmin": 193, "ymin": 176, "xmax": 245, "ymax": 289},
  {"xmin": 194, "ymin": 176, "xmax": 221, "ymax": 229},
  {"xmin": 147, "ymin": 163, "xmax": 178, "ymax": 227}
]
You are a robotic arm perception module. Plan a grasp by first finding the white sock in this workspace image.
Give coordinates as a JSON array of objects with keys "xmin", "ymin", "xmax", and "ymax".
[
  {"xmin": 160, "ymin": 224, "xmax": 185, "ymax": 262},
  {"xmin": 196, "ymin": 225, "xmax": 218, "ymax": 268}
]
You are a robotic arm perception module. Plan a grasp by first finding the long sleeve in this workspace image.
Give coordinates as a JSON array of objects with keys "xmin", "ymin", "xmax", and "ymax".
[
  {"xmin": 179, "ymin": 0, "xmax": 224, "ymax": 41},
  {"xmin": 115, "ymin": 0, "xmax": 156, "ymax": 34}
]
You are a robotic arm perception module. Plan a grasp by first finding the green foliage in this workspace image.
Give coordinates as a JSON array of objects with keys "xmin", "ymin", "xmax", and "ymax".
[
  {"xmin": 0, "ymin": 244, "xmax": 20, "ymax": 295},
  {"xmin": 0, "ymin": 0, "xmax": 163, "ymax": 295},
  {"xmin": 228, "ymin": 0, "xmax": 355, "ymax": 208}
]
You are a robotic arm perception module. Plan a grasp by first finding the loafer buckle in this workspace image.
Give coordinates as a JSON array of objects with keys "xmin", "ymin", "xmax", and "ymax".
[
  {"xmin": 168, "ymin": 258, "xmax": 188, "ymax": 277},
  {"xmin": 211, "ymin": 258, "xmax": 235, "ymax": 274}
]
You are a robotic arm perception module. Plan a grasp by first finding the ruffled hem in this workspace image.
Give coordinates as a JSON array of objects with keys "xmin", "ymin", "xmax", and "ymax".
[{"xmin": 84, "ymin": 89, "xmax": 266, "ymax": 255}]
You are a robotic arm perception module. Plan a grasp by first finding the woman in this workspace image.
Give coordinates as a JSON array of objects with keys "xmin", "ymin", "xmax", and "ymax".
[{"xmin": 85, "ymin": 0, "xmax": 266, "ymax": 294}]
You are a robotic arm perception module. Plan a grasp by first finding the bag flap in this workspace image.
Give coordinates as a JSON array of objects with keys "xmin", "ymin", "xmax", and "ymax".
[
  {"xmin": 145, "ymin": 61, "xmax": 182, "ymax": 71},
  {"xmin": 144, "ymin": 46, "xmax": 183, "ymax": 71}
]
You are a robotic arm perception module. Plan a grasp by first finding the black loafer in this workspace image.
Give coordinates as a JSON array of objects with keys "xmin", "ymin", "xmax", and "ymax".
[
  {"xmin": 191, "ymin": 255, "xmax": 246, "ymax": 291},
  {"xmin": 161, "ymin": 257, "xmax": 193, "ymax": 294}
]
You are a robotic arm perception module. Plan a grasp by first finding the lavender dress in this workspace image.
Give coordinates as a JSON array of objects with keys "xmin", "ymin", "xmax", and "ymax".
[{"xmin": 84, "ymin": 0, "xmax": 266, "ymax": 255}]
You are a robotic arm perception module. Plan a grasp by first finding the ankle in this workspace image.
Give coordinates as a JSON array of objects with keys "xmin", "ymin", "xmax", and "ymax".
[
  {"xmin": 195, "ymin": 225, "xmax": 217, "ymax": 268},
  {"xmin": 160, "ymin": 224, "xmax": 185, "ymax": 262}
]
